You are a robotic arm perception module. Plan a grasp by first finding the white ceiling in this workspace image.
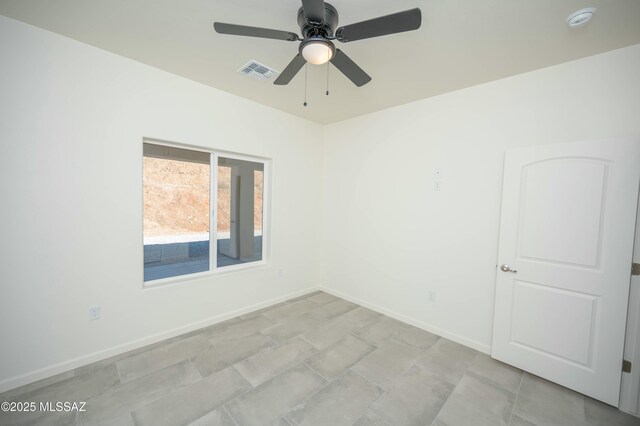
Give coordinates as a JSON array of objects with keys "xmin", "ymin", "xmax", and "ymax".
[{"xmin": 1, "ymin": 0, "xmax": 640, "ymax": 124}]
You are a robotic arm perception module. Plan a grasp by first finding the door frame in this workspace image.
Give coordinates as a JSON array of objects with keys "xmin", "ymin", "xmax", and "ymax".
[{"xmin": 620, "ymin": 194, "xmax": 640, "ymax": 416}]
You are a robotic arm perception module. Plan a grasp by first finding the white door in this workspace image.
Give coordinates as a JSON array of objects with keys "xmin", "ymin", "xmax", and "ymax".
[{"xmin": 492, "ymin": 138, "xmax": 640, "ymax": 405}]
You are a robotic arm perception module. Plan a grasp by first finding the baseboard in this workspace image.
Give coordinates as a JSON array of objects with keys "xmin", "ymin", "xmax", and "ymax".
[
  {"xmin": 0, "ymin": 286, "xmax": 320, "ymax": 394},
  {"xmin": 320, "ymin": 286, "xmax": 492, "ymax": 354}
]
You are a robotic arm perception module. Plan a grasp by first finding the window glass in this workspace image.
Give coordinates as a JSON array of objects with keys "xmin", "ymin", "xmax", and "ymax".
[
  {"xmin": 143, "ymin": 144, "xmax": 210, "ymax": 281},
  {"xmin": 216, "ymin": 157, "xmax": 264, "ymax": 268},
  {"xmin": 142, "ymin": 143, "xmax": 267, "ymax": 283}
]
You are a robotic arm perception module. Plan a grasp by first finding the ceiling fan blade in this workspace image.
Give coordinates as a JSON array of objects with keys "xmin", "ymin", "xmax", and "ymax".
[
  {"xmin": 213, "ymin": 22, "xmax": 299, "ymax": 41},
  {"xmin": 301, "ymin": 0, "xmax": 326, "ymax": 22},
  {"xmin": 274, "ymin": 54, "xmax": 307, "ymax": 85},
  {"xmin": 335, "ymin": 8, "xmax": 421, "ymax": 42},
  {"xmin": 330, "ymin": 49, "xmax": 371, "ymax": 87}
]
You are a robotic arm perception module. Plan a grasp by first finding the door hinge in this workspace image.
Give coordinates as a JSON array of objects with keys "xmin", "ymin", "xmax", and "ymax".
[
  {"xmin": 623, "ymin": 359, "xmax": 632, "ymax": 373},
  {"xmin": 632, "ymin": 263, "xmax": 640, "ymax": 276}
]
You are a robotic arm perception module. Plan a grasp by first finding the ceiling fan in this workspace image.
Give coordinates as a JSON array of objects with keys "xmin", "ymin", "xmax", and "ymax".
[{"xmin": 213, "ymin": 0, "xmax": 422, "ymax": 87}]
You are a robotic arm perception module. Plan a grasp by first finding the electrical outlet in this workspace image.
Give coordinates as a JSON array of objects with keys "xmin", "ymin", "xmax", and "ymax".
[
  {"xmin": 433, "ymin": 180, "xmax": 443, "ymax": 192},
  {"xmin": 427, "ymin": 291, "xmax": 437, "ymax": 303},
  {"xmin": 277, "ymin": 268, "xmax": 284, "ymax": 278},
  {"xmin": 89, "ymin": 306, "xmax": 101, "ymax": 321}
]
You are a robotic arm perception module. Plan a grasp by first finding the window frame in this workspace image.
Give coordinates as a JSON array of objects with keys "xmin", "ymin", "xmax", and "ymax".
[{"xmin": 142, "ymin": 138, "xmax": 271, "ymax": 289}]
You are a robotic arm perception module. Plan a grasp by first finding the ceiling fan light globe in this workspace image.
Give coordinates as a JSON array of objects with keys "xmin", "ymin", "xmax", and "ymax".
[{"xmin": 301, "ymin": 41, "xmax": 334, "ymax": 65}]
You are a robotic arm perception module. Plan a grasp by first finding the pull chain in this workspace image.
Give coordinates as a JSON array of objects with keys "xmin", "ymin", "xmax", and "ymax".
[
  {"xmin": 326, "ymin": 62, "xmax": 330, "ymax": 96},
  {"xmin": 303, "ymin": 63, "xmax": 308, "ymax": 107}
]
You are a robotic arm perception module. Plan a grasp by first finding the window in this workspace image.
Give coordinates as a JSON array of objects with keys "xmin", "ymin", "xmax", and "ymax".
[{"xmin": 143, "ymin": 142, "xmax": 267, "ymax": 283}]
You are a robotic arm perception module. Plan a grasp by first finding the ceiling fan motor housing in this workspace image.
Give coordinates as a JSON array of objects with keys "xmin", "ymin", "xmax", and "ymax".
[{"xmin": 297, "ymin": 2, "xmax": 338, "ymax": 38}]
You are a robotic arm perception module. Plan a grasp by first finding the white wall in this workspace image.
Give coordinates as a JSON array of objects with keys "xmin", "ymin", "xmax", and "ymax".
[
  {"xmin": 320, "ymin": 44, "xmax": 640, "ymax": 352},
  {"xmin": 0, "ymin": 16, "xmax": 323, "ymax": 391}
]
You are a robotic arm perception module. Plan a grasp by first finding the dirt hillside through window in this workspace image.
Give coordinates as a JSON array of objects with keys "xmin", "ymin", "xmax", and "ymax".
[{"xmin": 143, "ymin": 158, "xmax": 263, "ymax": 237}]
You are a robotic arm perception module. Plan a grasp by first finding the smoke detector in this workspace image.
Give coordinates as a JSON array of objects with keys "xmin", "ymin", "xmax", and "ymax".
[
  {"xmin": 567, "ymin": 8, "xmax": 596, "ymax": 28},
  {"xmin": 238, "ymin": 60, "xmax": 278, "ymax": 81}
]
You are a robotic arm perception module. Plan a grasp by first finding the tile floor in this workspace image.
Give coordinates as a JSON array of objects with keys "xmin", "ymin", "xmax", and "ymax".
[{"xmin": 1, "ymin": 291, "xmax": 639, "ymax": 426}]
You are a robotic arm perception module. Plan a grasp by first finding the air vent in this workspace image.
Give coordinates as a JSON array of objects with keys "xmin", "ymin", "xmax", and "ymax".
[{"xmin": 238, "ymin": 60, "xmax": 279, "ymax": 81}]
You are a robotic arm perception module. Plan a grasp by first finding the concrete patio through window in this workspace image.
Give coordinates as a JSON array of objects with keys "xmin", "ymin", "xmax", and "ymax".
[{"xmin": 143, "ymin": 233, "xmax": 263, "ymax": 281}]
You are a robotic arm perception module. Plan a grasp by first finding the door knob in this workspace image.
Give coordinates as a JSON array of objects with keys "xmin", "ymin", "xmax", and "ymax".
[{"xmin": 500, "ymin": 264, "xmax": 517, "ymax": 273}]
